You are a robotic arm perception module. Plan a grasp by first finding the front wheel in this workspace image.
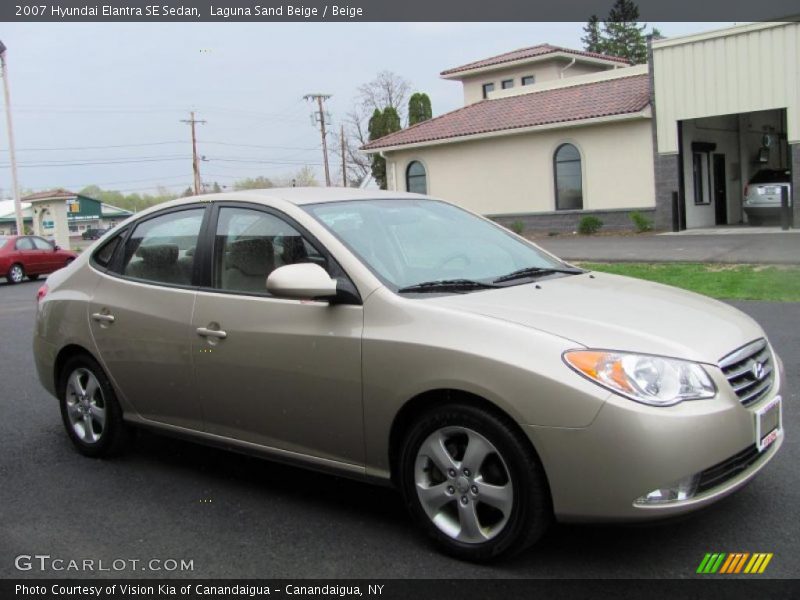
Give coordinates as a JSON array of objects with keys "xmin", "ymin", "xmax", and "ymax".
[
  {"xmin": 58, "ymin": 354, "xmax": 129, "ymax": 457},
  {"xmin": 398, "ymin": 403, "xmax": 551, "ymax": 561}
]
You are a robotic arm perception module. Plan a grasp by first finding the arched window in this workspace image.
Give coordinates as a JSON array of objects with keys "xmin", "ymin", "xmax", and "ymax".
[
  {"xmin": 406, "ymin": 161, "xmax": 427, "ymax": 194},
  {"xmin": 553, "ymin": 144, "xmax": 583, "ymax": 210}
]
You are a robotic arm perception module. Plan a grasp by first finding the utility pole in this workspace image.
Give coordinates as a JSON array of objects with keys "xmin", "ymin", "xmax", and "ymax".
[
  {"xmin": 181, "ymin": 111, "xmax": 206, "ymax": 195},
  {"xmin": 340, "ymin": 125, "xmax": 347, "ymax": 187},
  {"xmin": 303, "ymin": 94, "xmax": 332, "ymax": 186},
  {"xmin": 0, "ymin": 41, "xmax": 24, "ymax": 236}
]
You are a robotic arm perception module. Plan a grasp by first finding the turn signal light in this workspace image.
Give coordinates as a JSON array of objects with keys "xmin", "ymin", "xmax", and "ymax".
[{"xmin": 36, "ymin": 284, "xmax": 48, "ymax": 303}]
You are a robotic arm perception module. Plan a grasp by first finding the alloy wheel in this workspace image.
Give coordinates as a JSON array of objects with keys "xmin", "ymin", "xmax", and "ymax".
[
  {"xmin": 414, "ymin": 426, "xmax": 513, "ymax": 544},
  {"xmin": 64, "ymin": 368, "xmax": 107, "ymax": 444},
  {"xmin": 9, "ymin": 264, "xmax": 23, "ymax": 283}
]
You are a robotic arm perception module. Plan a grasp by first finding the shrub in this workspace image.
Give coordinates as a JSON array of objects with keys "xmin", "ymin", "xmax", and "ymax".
[
  {"xmin": 578, "ymin": 216, "xmax": 603, "ymax": 235},
  {"xmin": 509, "ymin": 220, "xmax": 525, "ymax": 235},
  {"xmin": 630, "ymin": 211, "xmax": 653, "ymax": 233}
]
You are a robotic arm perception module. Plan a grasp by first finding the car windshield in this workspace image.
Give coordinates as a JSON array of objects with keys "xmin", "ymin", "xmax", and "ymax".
[{"xmin": 304, "ymin": 199, "xmax": 567, "ymax": 291}]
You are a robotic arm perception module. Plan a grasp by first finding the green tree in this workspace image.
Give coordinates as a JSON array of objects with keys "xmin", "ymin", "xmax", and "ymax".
[
  {"xmin": 603, "ymin": 0, "xmax": 647, "ymax": 64},
  {"xmin": 581, "ymin": 15, "xmax": 603, "ymax": 53},
  {"xmin": 232, "ymin": 176, "xmax": 274, "ymax": 191},
  {"xmin": 368, "ymin": 107, "xmax": 402, "ymax": 189},
  {"xmin": 582, "ymin": 0, "xmax": 659, "ymax": 65},
  {"xmin": 408, "ymin": 92, "xmax": 433, "ymax": 126}
]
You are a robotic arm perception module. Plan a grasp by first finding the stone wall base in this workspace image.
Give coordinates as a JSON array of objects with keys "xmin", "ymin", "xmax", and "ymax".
[{"xmin": 489, "ymin": 207, "xmax": 657, "ymax": 234}]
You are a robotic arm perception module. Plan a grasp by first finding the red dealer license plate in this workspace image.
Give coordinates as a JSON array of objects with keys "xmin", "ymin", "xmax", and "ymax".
[{"xmin": 756, "ymin": 396, "xmax": 781, "ymax": 452}]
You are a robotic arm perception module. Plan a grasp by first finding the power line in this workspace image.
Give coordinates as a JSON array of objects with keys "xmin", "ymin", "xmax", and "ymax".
[
  {"xmin": 0, "ymin": 157, "xmax": 189, "ymax": 168},
  {"xmin": 0, "ymin": 140, "xmax": 321, "ymax": 153},
  {"xmin": 0, "ymin": 141, "xmax": 185, "ymax": 152}
]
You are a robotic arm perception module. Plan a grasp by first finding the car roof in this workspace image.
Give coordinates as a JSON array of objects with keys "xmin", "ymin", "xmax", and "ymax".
[
  {"xmin": 214, "ymin": 187, "xmax": 427, "ymax": 205},
  {"xmin": 145, "ymin": 187, "xmax": 430, "ymax": 212}
]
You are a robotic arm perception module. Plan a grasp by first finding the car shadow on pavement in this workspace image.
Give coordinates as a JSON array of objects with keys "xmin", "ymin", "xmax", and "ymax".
[{"xmin": 121, "ymin": 427, "xmax": 754, "ymax": 576}]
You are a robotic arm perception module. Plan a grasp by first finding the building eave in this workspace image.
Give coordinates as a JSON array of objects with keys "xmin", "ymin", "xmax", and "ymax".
[
  {"xmin": 652, "ymin": 20, "xmax": 797, "ymax": 49},
  {"xmin": 440, "ymin": 51, "xmax": 628, "ymax": 80},
  {"xmin": 363, "ymin": 107, "xmax": 652, "ymax": 154}
]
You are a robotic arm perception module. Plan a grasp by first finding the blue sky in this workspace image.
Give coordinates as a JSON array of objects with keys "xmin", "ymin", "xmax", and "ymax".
[{"xmin": 0, "ymin": 22, "xmax": 730, "ymax": 197}]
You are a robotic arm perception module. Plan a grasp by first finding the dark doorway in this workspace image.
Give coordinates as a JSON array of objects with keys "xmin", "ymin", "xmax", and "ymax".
[{"xmin": 713, "ymin": 154, "xmax": 727, "ymax": 225}]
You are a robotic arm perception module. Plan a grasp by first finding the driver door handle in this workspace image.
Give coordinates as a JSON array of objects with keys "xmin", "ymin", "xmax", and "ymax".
[
  {"xmin": 196, "ymin": 327, "xmax": 227, "ymax": 339},
  {"xmin": 91, "ymin": 313, "xmax": 115, "ymax": 323}
]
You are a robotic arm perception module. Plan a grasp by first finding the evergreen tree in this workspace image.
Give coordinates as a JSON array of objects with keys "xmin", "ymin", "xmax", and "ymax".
[
  {"xmin": 602, "ymin": 0, "xmax": 647, "ymax": 64},
  {"xmin": 368, "ymin": 107, "xmax": 402, "ymax": 189},
  {"xmin": 408, "ymin": 92, "xmax": 433, "ymax": 126},
  {"xmin": 581, "ymin": 1, "xmax": 658, "ymax": 65},
  {"xmin": 581, "ymin": 15, "xmax": 603, "ymax": 53}
]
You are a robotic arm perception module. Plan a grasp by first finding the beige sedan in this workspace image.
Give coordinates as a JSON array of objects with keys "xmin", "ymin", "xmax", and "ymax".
[{"xmin": 33, "ymin": 188, "xmax": 784, "ymax": 561}]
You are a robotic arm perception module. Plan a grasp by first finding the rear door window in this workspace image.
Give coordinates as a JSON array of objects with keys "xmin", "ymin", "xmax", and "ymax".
[
  {"xmin": 120, "ymin": 209, "xmax": 205, "ymax": 286},
  {"xmin": 16, "ymin": 238, "xmax": 34, "ymax": 251}
]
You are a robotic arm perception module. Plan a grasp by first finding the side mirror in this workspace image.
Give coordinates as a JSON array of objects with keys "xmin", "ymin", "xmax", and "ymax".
[
  {"xmin": 266, "ymin": 263, "xmax": 337, "ymax": 300},
  {"xmin": 53, "ymin": 245, "xmax": 60, "ymax": 251}
]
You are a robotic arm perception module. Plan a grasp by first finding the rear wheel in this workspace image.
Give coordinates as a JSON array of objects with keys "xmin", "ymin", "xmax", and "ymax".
[
  {"xmin": 398, "ymin": 403, "xmax": 551, "ymax": 561},
  {"xmin": 7, "ymin": 263, "xmax": 24, "ymax": 284},
  {"xmin": 58, "ymin": 354, "xmax": 129, "ymax": 457}
]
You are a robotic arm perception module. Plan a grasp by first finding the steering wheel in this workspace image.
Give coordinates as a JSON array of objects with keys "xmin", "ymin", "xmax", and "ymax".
[{"xmin": 434, "ymin": 253, "xmax": 471, "ymax": 270}]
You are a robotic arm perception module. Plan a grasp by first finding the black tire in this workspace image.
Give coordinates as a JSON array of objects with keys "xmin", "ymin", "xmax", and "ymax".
[
  {"xmin": 57, "ymin": 353, "xmax": 129, "ymax": 458},
  {"xmin": 6, "ymin": 263, "xmax": 24, "ymax": 284},
  {"xmin": 398, "ymin": 403, "xmax": 551, "ymax": 561},
  {"xmin": 28, "ymin": 274, "xmax": 40, "ymax": 281}
]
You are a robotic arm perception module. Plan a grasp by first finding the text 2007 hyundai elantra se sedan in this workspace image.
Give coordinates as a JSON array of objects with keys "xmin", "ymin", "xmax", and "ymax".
[{"xmin": 33, "ymin": 188, "xmax": 784, "ymax": 561}]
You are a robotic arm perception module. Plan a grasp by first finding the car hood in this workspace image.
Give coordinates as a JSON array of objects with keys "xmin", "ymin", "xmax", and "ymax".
[{"xmin": 428, "ymin": 272, "xmax": 763, "ymax": 364}]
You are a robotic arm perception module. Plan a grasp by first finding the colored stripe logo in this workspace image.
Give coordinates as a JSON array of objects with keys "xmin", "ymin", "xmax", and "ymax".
[{"xmin": 697, "ymin": 553, "xmax": 773, "ymax": 574}]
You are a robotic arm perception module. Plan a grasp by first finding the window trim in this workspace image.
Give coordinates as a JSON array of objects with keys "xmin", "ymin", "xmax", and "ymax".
[
  {"xmin": 199, "ymin": 201, "xmax": 362, "ymax": 304},
  {"xmin": 553, "ymin": 142, "xmax": 584, "ymax": 211},
  {"xmin": 405, "ymin": 160, "xmax": 428, "ymax": 195}
]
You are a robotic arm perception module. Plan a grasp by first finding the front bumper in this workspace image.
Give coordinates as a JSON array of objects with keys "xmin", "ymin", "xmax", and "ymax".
[{"xmin": 524, "ymin": 357, "xmax": 785, "ymax": 521}]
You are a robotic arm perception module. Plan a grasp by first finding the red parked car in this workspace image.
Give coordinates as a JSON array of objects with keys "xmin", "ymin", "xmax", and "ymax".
[{"xmin": 0, "ymin": 235, "xmax": 77, "ymax": 284}]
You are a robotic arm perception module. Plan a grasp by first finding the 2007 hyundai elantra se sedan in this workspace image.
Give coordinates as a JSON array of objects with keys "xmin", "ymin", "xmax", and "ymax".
[{"xmin": 34, "ymin": 188, "xmax": 784, "ymax": 561}]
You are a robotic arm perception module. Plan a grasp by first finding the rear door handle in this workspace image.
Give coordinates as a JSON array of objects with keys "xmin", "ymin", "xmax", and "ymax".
[
  {"xmin": 91, "ymin": 313, "xmax": 115, "ymax": 323},
  {"xmin": 196, "ymin": 327, "xmax": 227, "ymax": 339}
]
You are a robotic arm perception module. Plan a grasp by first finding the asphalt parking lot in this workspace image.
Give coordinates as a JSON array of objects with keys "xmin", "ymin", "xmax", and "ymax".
[{"xmin": 0, "ymin": 278, "xmax": 797, "ymax": 579}]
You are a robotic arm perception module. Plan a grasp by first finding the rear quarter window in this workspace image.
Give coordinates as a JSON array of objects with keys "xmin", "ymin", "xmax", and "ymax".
[{"xmin": 91, "ymin": 230, "xmax": 126, "ymax": 269}]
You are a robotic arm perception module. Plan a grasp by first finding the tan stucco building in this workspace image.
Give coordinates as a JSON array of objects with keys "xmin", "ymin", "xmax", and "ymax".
[{"xmin": 364, "ymin": 23, "xmax": 799, "ymax": 232}]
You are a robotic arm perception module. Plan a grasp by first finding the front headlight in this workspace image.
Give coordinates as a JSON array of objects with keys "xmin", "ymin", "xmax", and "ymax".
[{"xmin": 563, "ymin": 350, "xmax": 716, "ymax": 406}]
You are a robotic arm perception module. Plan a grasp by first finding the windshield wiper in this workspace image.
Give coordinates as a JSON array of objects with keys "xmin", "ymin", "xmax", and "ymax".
[
  {"xmin": 397, "ymin": 279, "xmax": 500, "ymax": 293},
  {"xmin": 493, "ymin": 266, "xmax": 584, "ymax": 284}
]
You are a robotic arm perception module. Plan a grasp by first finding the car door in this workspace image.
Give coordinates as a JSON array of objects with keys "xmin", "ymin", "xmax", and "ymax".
[
  {"xmin": 88, "ymin": 206, "xmax": 207, "ymax": 430},
  {"xmin": 31, "ymin": 236, "xmax": 58, "ymax": 272},
  {"xmin": 15, "ymin": 237, "xmax": 44, "ymax": 274},
  {"xmin": 192, "ymin": 203, "xmax": 364, "ymax": 467}
]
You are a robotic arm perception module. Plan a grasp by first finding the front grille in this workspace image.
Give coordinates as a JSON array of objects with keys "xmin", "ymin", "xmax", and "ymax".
[
  {"xmin": 696, "ymin": 445, "xmax": 762, "ymax": 494},
  {"xmin": 719, "ymin": 339, "xmax": 774, "ymax": 407}
]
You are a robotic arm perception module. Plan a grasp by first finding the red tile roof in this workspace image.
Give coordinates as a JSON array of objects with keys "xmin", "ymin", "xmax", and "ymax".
[
  {"xmin": 22, "ymin": 188, "xmax": 77, "ymax": 201},
  {"xmin": 363, "ymin": 74, "xmax": 650, "ymax": 151},
  {"xmin": 441, "ymin": 43, "xmax": 630, "ymax": 77}
]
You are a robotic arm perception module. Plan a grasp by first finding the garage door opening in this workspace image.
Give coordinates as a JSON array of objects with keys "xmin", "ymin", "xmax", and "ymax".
[{"xmin": 677, "ymin": 108, "xmax": 791, "ymax": 230}]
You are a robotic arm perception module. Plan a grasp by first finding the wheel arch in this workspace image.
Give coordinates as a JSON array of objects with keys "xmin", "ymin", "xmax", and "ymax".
[
  {"xmin": 387, "ymin": 388, "xmax": 550, "ymax": 490},
  {"xmin": 53, "ymin": 344, "xmax": 99, "ymax": 393}
]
